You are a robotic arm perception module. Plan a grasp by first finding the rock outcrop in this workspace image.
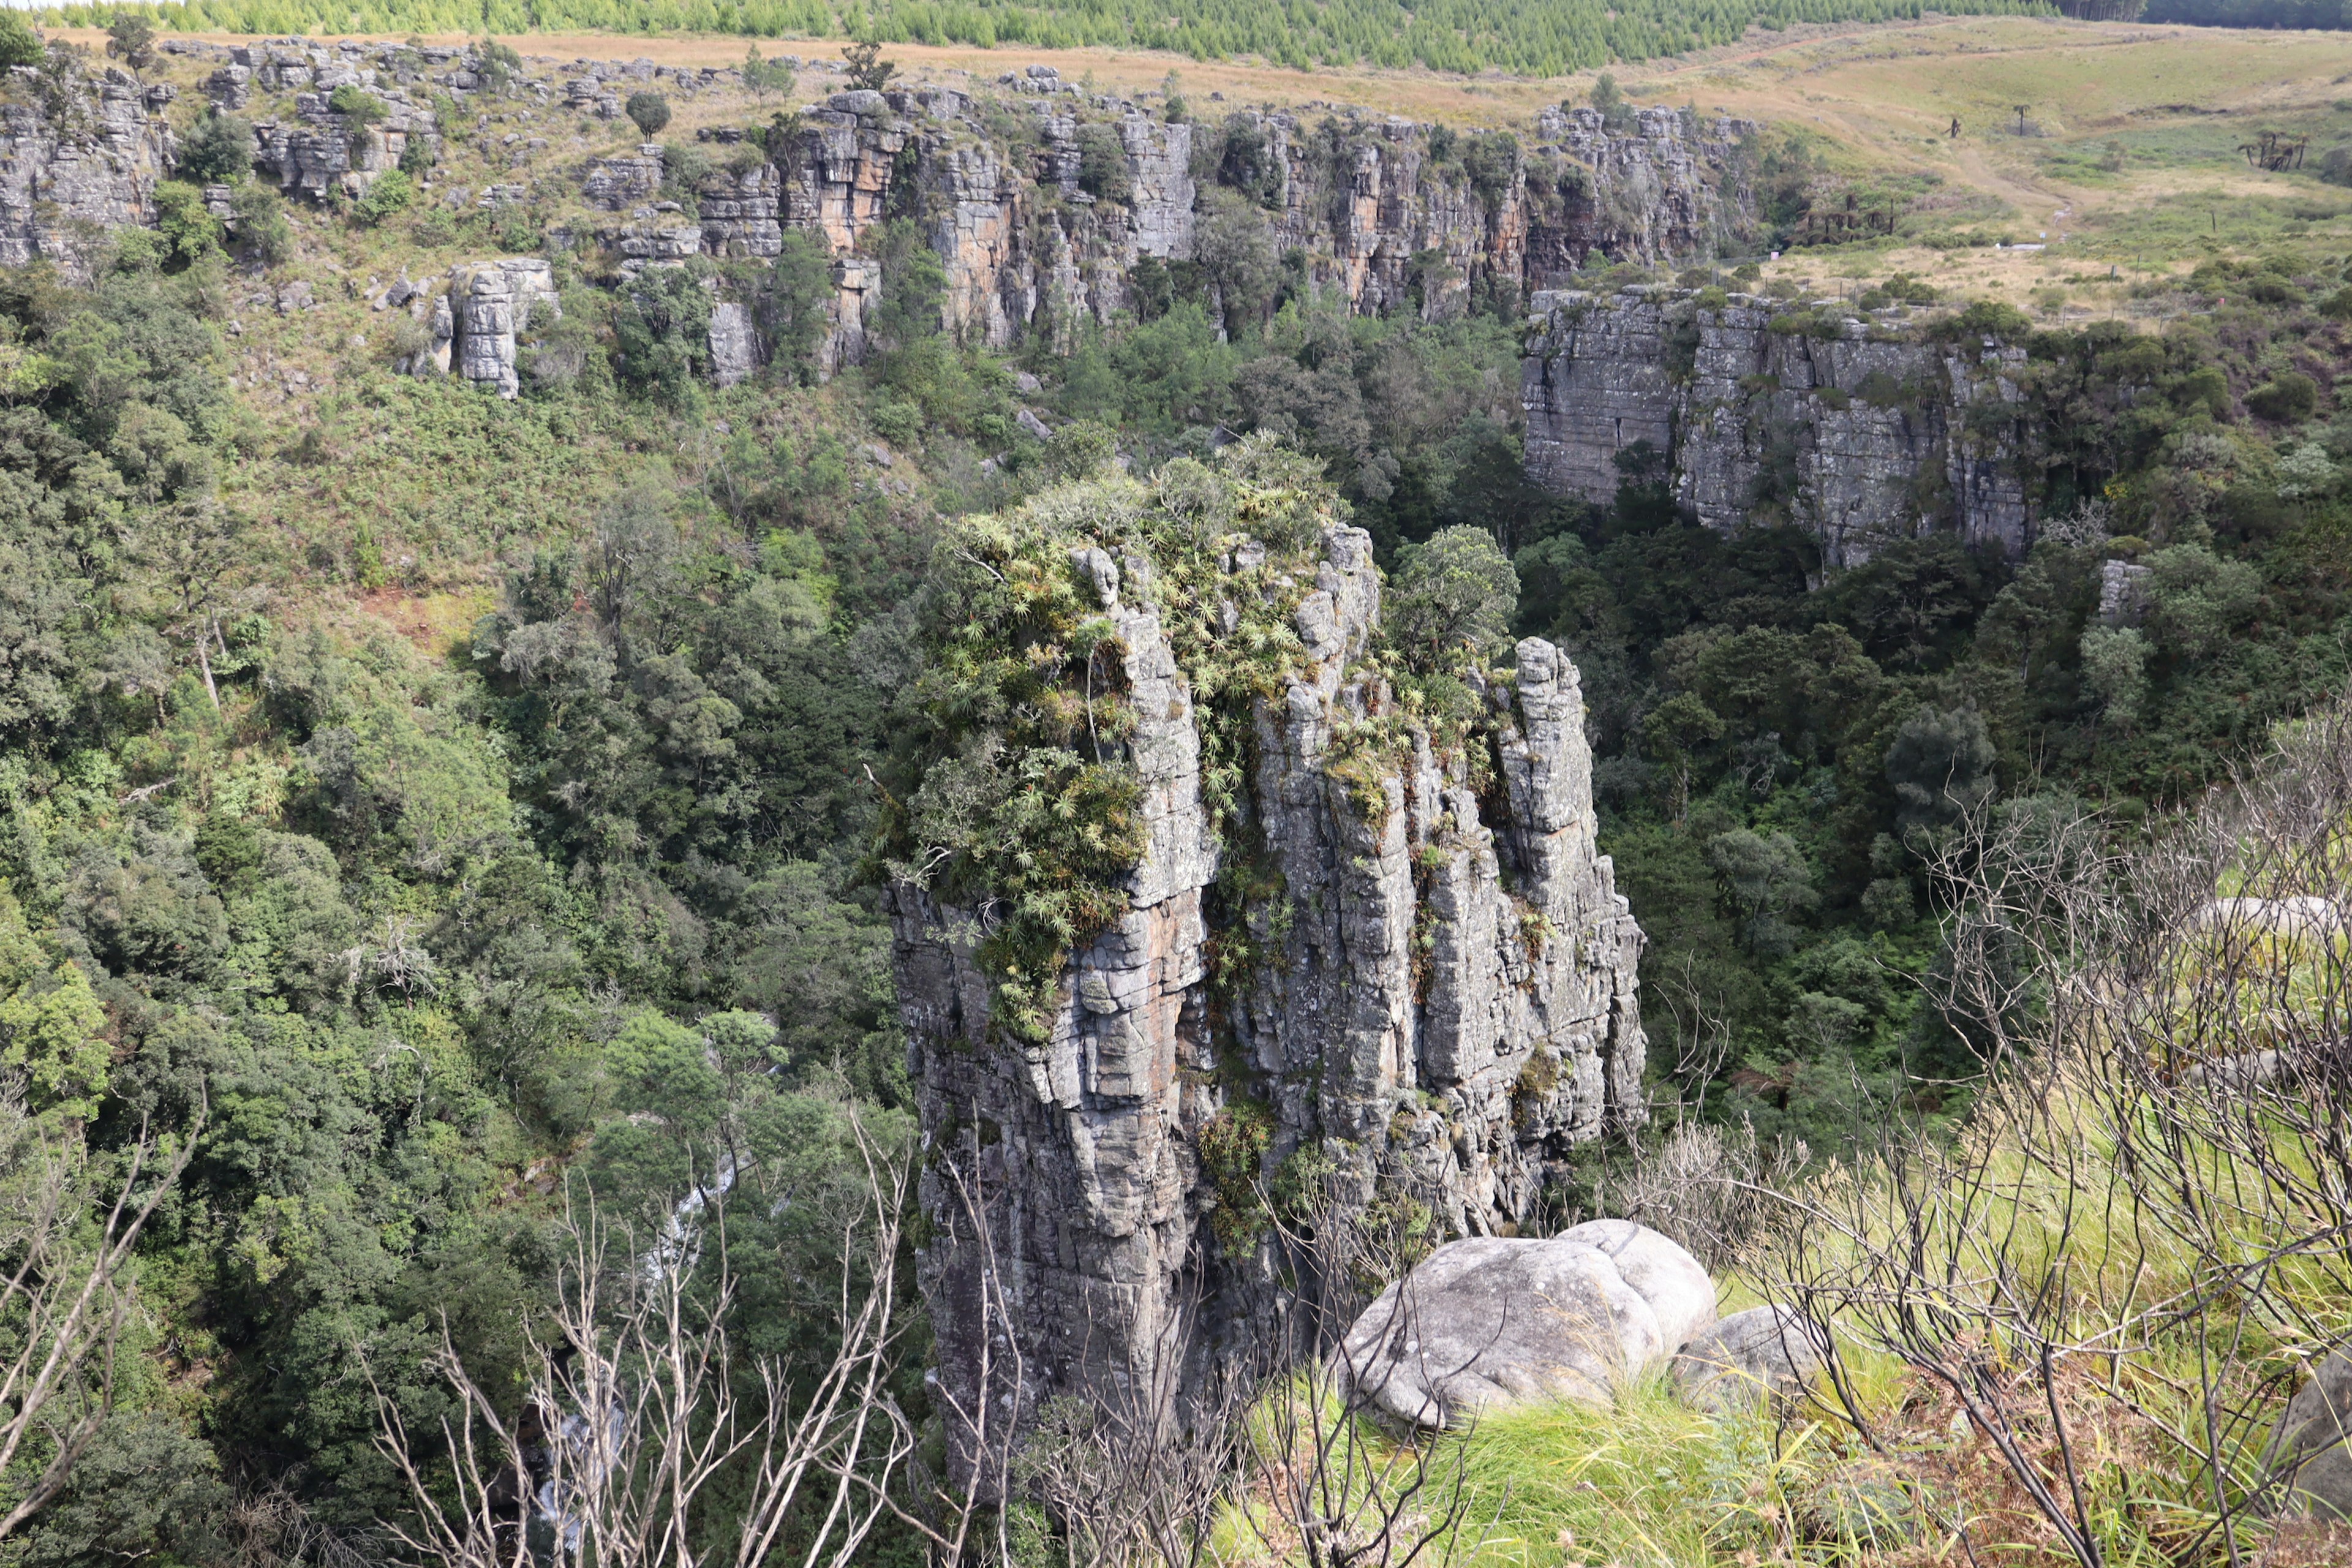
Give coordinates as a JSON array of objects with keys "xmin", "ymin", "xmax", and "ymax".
[
  {"xmin": 0, "ymin": 62, "xmax": 176, "ymax": 277},
  {"xmin": 1674, "ymin": 1303, "xmax": 1828, "ymax": 1411},
  {"xmin": 890, "ymin": 496, "xmax": 1647, "ymax": 1480},
  {"xmin": 2264, "ymin": 1348, "xmax": 2352, "ymax": 1520},
  {"xmin": 253, "ymin": 86, "xmax": 437, "ymax": 202},
  {"xmin": 1521, "ymin": 287, "xmax": 2035, "ymax": 567},
  {"xmin": 1339, "ymin": 1221, "xmax": 1717, "ymax": 1427},
  {"xmin": 589, "ymin": 90, "xmax": 1753, "ymax": 380}
]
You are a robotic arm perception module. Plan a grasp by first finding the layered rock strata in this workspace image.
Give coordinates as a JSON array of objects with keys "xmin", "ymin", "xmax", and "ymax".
[
  {"xmin": 891, "ymin": 524, "xmax": 1646, "ymax": 1480},
  {"xmin": 592, "ymin": 91, "xmax": 1752, "ymax": 380},
  {"xmin": 0, "ymin": 63, "xmax": 176, "ymax": 277},
  {"xmin": 1521, "ymin": 287, "xmax": 2034, "ymax": 565}
]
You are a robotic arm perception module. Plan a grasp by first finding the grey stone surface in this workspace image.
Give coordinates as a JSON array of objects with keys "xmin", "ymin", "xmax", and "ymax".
[
  {"xmin": 707, "ymin": 301, "xmax": 757, "ymax": 387},
  {"xmin": 1523, "ymin": 289, "xmax": 2036, "ymax": 567},
  {"xmin": 0, "ymin": 63, "xmax": 176, "ymax": 278},
  {"xmin": 1339, "ymin": 1221, "xmax": 1717, "ymax": 1427},
  {"xmin": 2266, "ymin": 1349, "xmax": 2352, "ymax": 1519},
  {"xmin": 1673, "ymin": 1305, "xmax": 1827, "ymax": 1411},
  {"xmin": 410, "ymin": 259, "xmax": 558, "ymax": 397},
  {"xmin": 891, "ymin": 524, "xmax": 1649, "ymax": 1483}
]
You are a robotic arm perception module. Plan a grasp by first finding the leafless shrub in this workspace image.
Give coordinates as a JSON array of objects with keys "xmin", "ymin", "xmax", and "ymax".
[
  {"xmin": 1594, "ymin": 1115, "xmax": 1807, "ymax": 1274},
  {"xmin": 1758, "ymin": 697, "xmax": 2352, "ymax": 1567},
  {"xmin": 1229, "ymin": 1160, "xmax": 1504, "ymax": 1568},
  {"xmin": 371, "ymin": 1117, "xmax": 911, "ymax": 1568},
  {"xmin": 0, "ymin": 1093, "xmax": 200, "ymax": 1540}
]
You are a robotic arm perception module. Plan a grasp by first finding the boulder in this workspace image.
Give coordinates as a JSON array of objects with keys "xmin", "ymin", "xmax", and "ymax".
[
  {"xmin": 2265, "ymin": 1349, "xmax": 2352, "ymax": 1520},
  {"xmin": 1338, "ymin": 1220, "xmax": 1716, "ymax": 1428},
  {"xmin": 1673, "ymin": 1305, "xmax": 1826, "ymax": 1411}
]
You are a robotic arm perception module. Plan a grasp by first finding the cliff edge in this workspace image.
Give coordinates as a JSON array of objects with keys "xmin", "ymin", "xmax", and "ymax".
[{"xmin": 883, "ymin": 449, "xmax": 1645, "ymax": 1474}]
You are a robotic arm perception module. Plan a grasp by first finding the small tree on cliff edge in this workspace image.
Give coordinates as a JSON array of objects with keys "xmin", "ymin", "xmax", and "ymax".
[
  {"xmin": 106, "ymin": 10, "xmax": 155, "ymax": 70},
  {"xmin": 843, "ymin": 40, "xmax": 895, "ymax": 93},
  {"xmin": 625, "ymin": 90, "xmax": 670, "ymax": 140}
]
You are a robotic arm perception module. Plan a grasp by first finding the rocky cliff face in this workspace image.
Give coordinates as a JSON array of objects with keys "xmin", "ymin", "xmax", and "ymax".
[
  {"xmin": 608, "ymin": 83, "xmax": 1752, "ymax": 384},
  {"xmin": 888, "ymin": 476, "xmax": 1645, "ymax": 1476},
  {"xmin": 1521, "ymin": 287, "xmax": 2034, "ymax": 566},
  {"xmin": 0, "ymin": 62, "xmax": 176, "ymax": 277}
]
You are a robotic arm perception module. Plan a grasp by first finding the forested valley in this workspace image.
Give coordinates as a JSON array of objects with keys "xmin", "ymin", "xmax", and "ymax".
[{"xmin": 5, "ymin": 15, "xmax": 2352, "ymax": 1567}]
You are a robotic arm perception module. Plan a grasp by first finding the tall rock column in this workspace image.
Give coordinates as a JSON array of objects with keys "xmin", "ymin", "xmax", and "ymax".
[{"xmin": 888, "ymin": 464, "xmax": 1646, "ymax": 1481}]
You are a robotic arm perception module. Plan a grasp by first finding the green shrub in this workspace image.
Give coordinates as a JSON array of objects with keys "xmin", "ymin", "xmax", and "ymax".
[
  {"xmin": 353, "ymin": 168, "xmax": 414, "ymax": 227},
  {"xmin": 2245, "ymin": 372, "xmax": 2317, "ymax": 423},
  {"xmin": 1075, "ymin": 123, "xmax": 1132, "ymax": 205},
  {"xmin": 0, "ymin": 9, "xmax": 40, "ymax": 68},
  {"xmin": 626, "ymin": 90, "xmax": 669, "ymax": 138},
  {"xmin": 179, "ymin": 110, "xmax": 252, "ymax": 184}
]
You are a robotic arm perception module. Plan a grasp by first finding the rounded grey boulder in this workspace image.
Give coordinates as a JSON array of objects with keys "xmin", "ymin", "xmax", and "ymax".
[
  {"xmin": 1673, "ymin": 1305, "xmax": 1827, "ymax": 1411},
  {"xmin": 1337, "ymin": 1219, "xmax": 1716, "ymax": 1429},
  {"xmin": 2265, "ymin": 1349, "xmax": 2352, "ymax": 1519}
]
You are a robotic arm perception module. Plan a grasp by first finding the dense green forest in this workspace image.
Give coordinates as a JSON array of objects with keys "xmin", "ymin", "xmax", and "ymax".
[
  {"xmin": 59, "ymin": 0, "xmax": 2051, "ymax": 76},
  {"xmin": 3, "ymin": 37, "xmax": 2352, "ymax": 1550}
]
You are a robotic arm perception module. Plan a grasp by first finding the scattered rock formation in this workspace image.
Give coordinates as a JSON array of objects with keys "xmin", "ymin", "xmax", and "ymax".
[
  {"xmin": 1521, "ymin": 287, "xmax": 2035, "ymax": 567},
  {"xmin": 0, "ymin": 62, "xmax": 176, "ymax": 277},
  {"xmin": 1338, "ymin": 1221, "xmax": 1717, "ymax": 1427},
  {"xmin": 889, "ymin": 489, "xmax": 1648, "ymax": 1479},
  {"xmin": 1673, "ymin": 1303, "xmax": 1827, "ymax": 1411}
]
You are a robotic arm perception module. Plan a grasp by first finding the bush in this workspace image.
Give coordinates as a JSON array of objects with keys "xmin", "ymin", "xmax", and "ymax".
[
  {"xmin": 353, "ymin": 168, "xmax": 414, "ymax": 227},
  {"xmin": 231, "ymin": 183, "xmax": 292, "ymax": 263},
  {"xmin": 178, "ymin": 110, "xmax": 251, "ymax": 184},
  {"xmin": 0, "ymin": 10, "xmax": 42, "ymax": 69},
  {"xmin": 626, "ymin": 91, "xmax": 670, "ymax": 139},
  {"xmin": 612, "ymin": 263, "xmax": 711, "ymax": 405},
  {"xmin": 2245, "ymin": 371, "xmax": 2317, "ymax": 423},
  {"xmin": 1075, "ymin": 123, "xmax": 1132, "ymax": 206},
  {"xmin": 151, "ymin": 181, "xmax": 222, "ymax": 267}
]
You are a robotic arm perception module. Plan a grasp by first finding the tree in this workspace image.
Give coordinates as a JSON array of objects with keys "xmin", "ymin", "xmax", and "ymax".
[
  {"xmin": 626, "ymin": 90, "xmax": 671, "ymax": 140},
  {"xmin": 1885, "ymin": 703, "xmax": 1996, "ymax": 841},
  {"xmin": 104, "ymin": 11, "xmax": 153, "ymax": 70},
  {"xmin": 841, "ymin": 40, "xmax": 894, "ymax": 93},
  {"xmin": 374, "ymin": 1151, "xmax": 911, "ymax": 1568},
  {"xmin": 0, "ymin": 11, "xmax": 42, "ymax": 69},
  {"xmin": 177, "ymin": 110, "xmax": 252, "ymax": 185},
  {"xmin": 766, "ymin": 229, "xmax": 834, "ymax": 375},
  {"xmin": 1703, "ymin": 827, "xmax": 1817, "ymax": 957},
  {"xmin": 1385, "ymin": 526, "xmax": 1518, "ymax": 671},
  {"xmin": 743, "ymin": 44, "xmax": 794, "ymax": 102}
]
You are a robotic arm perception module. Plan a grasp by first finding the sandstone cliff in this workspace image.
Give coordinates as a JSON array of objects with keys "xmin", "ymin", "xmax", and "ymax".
[
  {"xmin": 0, "ymin": 61, "xmax": 175, "ymax": 277},
  {"xmin": 1521, "ymin": 286, "xmax": 2035, "ymax": 566},
  {"xmin": 886, "ymin": 458, "xmax": 1645, "ymax": 1475}
]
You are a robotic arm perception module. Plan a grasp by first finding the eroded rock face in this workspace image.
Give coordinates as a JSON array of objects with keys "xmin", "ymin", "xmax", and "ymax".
[
  {"xmin": 891, "ymin": 523, "xmax": 1648, "ymax": 1482},
  {"xmin": 1339, "ymin": 1221, "xmax": 1716, "ymax": 1427},
  {"xmin": 580, "ymin": 96, "xmax": 1751, "ymax": 382},
  {"xmin": 0, "ymin": 64, "xmax": 175, "ymax": 278},
  {"xmin": 1522, "ymin": 288, "xmax": 2035, "ymax": 567},
  {"xmin": 401, "ymin": 260, "xmax": 559, "ymax": 397}
]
